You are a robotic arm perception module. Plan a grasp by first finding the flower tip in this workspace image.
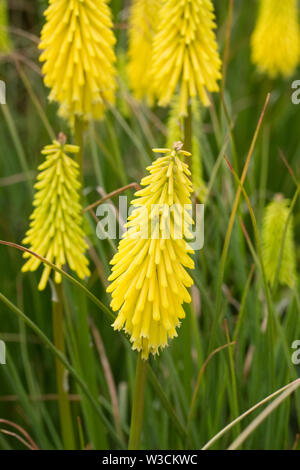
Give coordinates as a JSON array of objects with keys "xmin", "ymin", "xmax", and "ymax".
[
  {"xmin": 173, "ymin": 141, "xmax": 184, "ymax": 152},
  {"xmin": 152, "ymin": 142, "xmax": 191, "ymax": 157},
  {"xmin": 58, "ymin": 132, "xmax": 67, "ymax": 146},
  {"xmin": 38, "ymin": 281, "xmax": 46, "ymax": 292},
  {"xmin": 171, "ymin": 141, "xmax": 191, "ymax": 157},
  {"xmin": 180, "ymin": 150, "xmax": 192, "ymax": 157},
  {"xmin": 152, "ymin": 148, "xmax": 171, "ymax": 154},
  {"xmin": 274, "ymin": 193, "xmax": 284, "ymax": 202}
]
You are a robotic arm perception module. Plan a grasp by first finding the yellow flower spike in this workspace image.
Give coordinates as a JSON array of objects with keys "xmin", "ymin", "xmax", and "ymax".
[
  {"xmin": 0, "ymin": 0, "xmax": 12, "ymax": 52},
  {"xmin": 151, "ymin": 0, "xmax": 222, "ymax": 116},
  {"xmin": 22, "ymin": 135, "xmax": 90, "ymax": 291},
  {"xmin": 107, "ymin": 144, "xmax": 195, "ymax": 360},
  {"xmin": 251, "ymin": 0, "xmax": 300, "ymax": 78},
  {"xmin": 262, "ymin": 196, "xmax": 297, "ymax": 288},
  {"xmin": 127, "ymin": 0, "xmax": 162, "ymax": 104},
  {"xmin": 39, "ymin": 0, "xmax": 117, "ymax": 125}
]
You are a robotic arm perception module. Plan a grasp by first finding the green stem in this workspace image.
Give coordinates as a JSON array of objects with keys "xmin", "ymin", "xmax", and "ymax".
[
  {"xmin": 89, "ymin": 120, "xmax": 105, "ymax": 189},
  {"xmin": 183, "ymin": 105, "xmax": 203, "ymax": 368},
  {"xmin": 73, "ymin": 115, "xmax": 108, "ymax": 449},
  {"xmin": 74, "ymin": 116, "xmax": 84, "ymax": 187},
  {"xmin": 183, "ymin": 104, "xmax": 192, "ymax": 155},
  {"xmin": 56, "ymin": 117, "xmax": 85, "ymax": 449},
  {"xmin": 128, "ymin": 354, "xmax": 148, "ymax": 450},
  {"xmin": 52, "ymin": 283, "xmax": 76, "ymax": 449}
]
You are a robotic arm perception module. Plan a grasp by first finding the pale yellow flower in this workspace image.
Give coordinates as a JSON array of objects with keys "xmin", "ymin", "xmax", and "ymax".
[
  {"xmin": 107, "ymin": 145, "xmax": 195, "ymax": 359},
  {"xmin": 127, "ymin": 0, "xmax": 162, "ymax": 104},
  {"xmin": 251, "ymin": 0, "xmax": 300, "ymax": 78},
  {"xmin": 151, "ymin": 0, "xmax": 222, "ymax": 116},
  {"xmin": 39, "ymin": 0, "xmax": 117, "ymax": 124},
  {"xmin": 22, "ymin": 138, "xmax": 90, "ymax": 290},
  {"xmin": 262, "ymin": 196, "xmax": 297, "ymax": 288}
]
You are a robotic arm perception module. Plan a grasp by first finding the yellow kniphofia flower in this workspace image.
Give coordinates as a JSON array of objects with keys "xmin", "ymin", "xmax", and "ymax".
[
  {"xmin": 151, "ymin": 0, "xmax": 222, "ymax": 116},
  {"xmin": 127, "ymin": 0, "xmax": 161, "ymax": 104},
  {"xmin": 22, "ymin": 138, "xmax": 90, "ymax": 291},
  {"xmin": 107, "ymin": 144, "xmax": 195, "ymax": 359},
  {"xmin": 251, "ymin": 0, "xmax": 300, "ymax": 78},
  {"xmin": 39, "ymin": 0, "xmax": 117, "ymax": 124},
  {"xmin": 262, "ymin": 196, "xmax": 297, "ymax": 288},
  {"xmin": 0, "ymin": 0, "xmax": 12, "ymax": 52}
]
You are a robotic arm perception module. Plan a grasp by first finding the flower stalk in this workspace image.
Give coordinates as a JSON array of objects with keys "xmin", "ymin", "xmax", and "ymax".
[
  {"xmin": 128, "ymin": 354, "xmax": 148, "ymax": 450},
  {"xmin": 73, "ymin": 115, "xmax": 108, "ymax": 449},
  {"xmin": 74, "ymin": 117, "xmax": 84, "ymax": 187},
  {"xmin": 52, "ymin": 282, "xmax": 76, "ymax": 450},
  {"xmin": 184, "ymin": 104, "xmax": 193, "ymax": 157}
]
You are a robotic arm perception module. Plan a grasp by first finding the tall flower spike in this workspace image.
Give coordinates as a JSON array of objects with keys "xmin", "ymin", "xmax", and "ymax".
[
  {"xmin": 262, "ymin": 196, "xmax": 297, "ymax": 288},
  {"xmin": 127, "ymin": 0, "xmax": 161, "ymax": 104},
  {"xmin": 22, "ymin": 137, "xmax": 90, "ymax": 291},
  {"xmin": 151, "ymin": 0, "xmax": 222, "ymax": 116},
  {"xmin": 39, "ymin": 0, "xmax": 117, "ymax": 125},
  {"xmin": 0, "ymin": 0, "xmax": 12, "ymax": 52},
  {"xmin": 251, "ymin": 0, "xmax": 300, "ymax": 78},
  {"xmin": 107, "ymin": 145, "xmax": 195, "ymax": 360}
]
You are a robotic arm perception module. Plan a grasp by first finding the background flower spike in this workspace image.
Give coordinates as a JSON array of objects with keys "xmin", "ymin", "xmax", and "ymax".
[
  {"xmin": 22, "ymin": 135, "xmax": 90, "ymax": 291},
  {"xmin": 262, "ymin": 195, "xmax": 297, "ymax": 288},
  {"xmin": 151, "ymin": 0, "xmax": 222, "ymax": 116},
  {"xmin": 251, "ymin": 0, "xmax": 300, "ymax": 78},
  {"xmin": 39, "ymin": 0, "xmax": 117, "ymax": 126},
  {"xmin": 127, "ymin": 0, "xmax": 162, "ymax": 105}
]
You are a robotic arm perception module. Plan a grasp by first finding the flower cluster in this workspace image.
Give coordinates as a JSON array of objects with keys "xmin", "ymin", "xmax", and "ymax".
[
  {"xmin": 262, "ymin": 197, "xmax": 297, "ymax": 288},
  {"xmin": 251, "ymin": 0, "xmax": 300, "ymax": 78},
  {"xmin": 107, "ymin": 145, "xmax": 195, "ymax": 359},
  {"xmin": 22, "ymin": 138, "xmax": 90, "ymax": 290},
  {"xmin": 151, "ymin": 0, "xmax": 222, "ymax": 116},
  {"xmin": 127, "ymin": 0, "xmax": 161, "ymax": 104},
  {"xmin": 39, "ymin": 0, "xmax": 117, "ymax": 124}
]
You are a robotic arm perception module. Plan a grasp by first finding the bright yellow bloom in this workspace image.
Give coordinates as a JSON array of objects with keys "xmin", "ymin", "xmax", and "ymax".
[
  {"xmin": 262, "ymin": 196, "xmax": 297, "ymax": 288},
  {"xmin": 0, "ymin": 0, "xmax": 12, "ymax": 52},
  {"xmin": 107, "ymin": 144, "xmax": 195, "ymax": 359},
  {"xmin": 22, "ymin": 137, "xmax": 90, "ymax": 290},
  {"xmin": 127, "ymin": 0, "xmax": 161, "ymax": 104},
  {"xmin": 251, "ymin": 0, "xmax": 300, "ymax": 78},
  {"xmin": 39, "ymin": 0, "xmax": 117, "ymax": 124},
  {"xmin": 167, "ymin": 96, "xmax": 207, "ymax": 201},
  {"xmin": 151, "ymin": 0, "xmax": 222, "ymax": 116}
]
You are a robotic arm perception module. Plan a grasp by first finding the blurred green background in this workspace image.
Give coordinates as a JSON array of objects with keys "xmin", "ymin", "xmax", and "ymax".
[{"xmin": 0, "ymin": 0, "xmax": 300, "ymax": 450}]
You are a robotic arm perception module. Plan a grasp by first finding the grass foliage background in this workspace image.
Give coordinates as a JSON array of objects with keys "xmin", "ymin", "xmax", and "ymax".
[{"xmin": 0, "ymin": 0, "xmax": 300, "ymax": 450}]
